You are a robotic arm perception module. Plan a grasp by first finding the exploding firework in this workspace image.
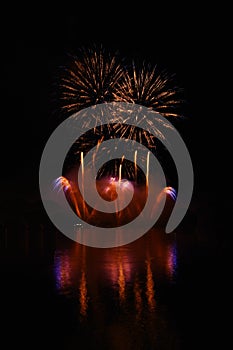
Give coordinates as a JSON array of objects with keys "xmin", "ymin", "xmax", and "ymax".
[
  {"xmin": 112, "ymin": 61, "xmax": 183, "ymax": 149},
  {"xmin": 53, "ymin": 176, "xmax": 81, "ymax": 217},
  {"xmin": 114, "ymin": 61, "xmax": 183, "ymax": 117},
  {"xmin": 53, "ymin": 174, "xmax": 177, "ymax": 228},
  {"xmin": 58, "ymin": 46, "xmax": 125, "ymax": 114},
  {"xmin": 58, "ymin": 47, "xmax": 183, "ymax": 117},
  {"xmin": 56, "ymin": 46, "xmax": 183, "ymax": 183}
]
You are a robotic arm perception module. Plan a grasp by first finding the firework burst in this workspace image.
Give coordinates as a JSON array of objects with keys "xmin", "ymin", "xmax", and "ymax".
[
  {"xmin": 55, "ymin": 46, "xmax": 183, "ymax": 182},
  {"xmin": 58, "ymin": 47, "xmax": 183, "ymax": 118},
  {"xmin": 114, "ymin": 61, "xmax": 183, "ymax": 117},
  {"xmin": 59, "ymin": 46, "xmax": 125, "ymax": 114}
]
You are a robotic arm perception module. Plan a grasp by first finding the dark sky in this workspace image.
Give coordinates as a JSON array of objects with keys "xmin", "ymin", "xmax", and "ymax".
[{"xmin": 0, "ymin": 10, "xmax": 224, "ymax": 197}]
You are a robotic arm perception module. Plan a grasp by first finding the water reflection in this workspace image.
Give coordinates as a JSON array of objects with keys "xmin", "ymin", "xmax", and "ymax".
[
  {"xmin": 2, "ymin": 203, "xmax": 220, "ymax": 350},
  {"xmin": 54, "ymin": 243, "xmax": 89, "ymax": 318},
  {"xmin": 1, "ymin": 223, "xmax": 183, "ymax": 348},
  {"xmin": 0, "ymin": 222, "xmax": 56, "ymax": 260},
  {"xmin": 118, "ymin": 259, "xmax": 126, "ymax": 304},
  {"xmin": 79, "ymin": 269, "xmax": 88, "ymax": 317},
  {"xmin": 79, "ymin": 245, "xmax": 88, "ymax": 317},
  {"xmin": 53, "ymin": 228, "xmax": 178, "ymax": 321},
  {"xmin": 134, "ymin": 274, "xmax": 142, "ymax": 321},
  {"xmin": 166, "ymin": 239, "xmax": 178, "ymax": 281},
  {"xmin": 145, "ymin": 253, "xmax": 156, "ymax": 311},
  {"xmin": 54, "ymin": 249, "xmax": 72, "ymax": 295}
]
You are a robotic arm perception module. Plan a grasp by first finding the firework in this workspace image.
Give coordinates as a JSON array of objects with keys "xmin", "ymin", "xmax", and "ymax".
[
  {"xmin": 58, "ymin": 47, "xmax": 182, "ymax": 116},
  {"xmin": 114, "ymin": 61, "xmax": 182, "ymax": 116},
  {"xmin": 112, "ymin": 61, "xmax": 183, "ymax": 149},
  {"xmin": 56, "ymin": 46, "xmax": 182, "ymax": 183},
  {"xmin": 53, "ymin": 176, "xmax": 81, "ymax": 217},
  {"xmin": 58, "ymin": 46, "xmax": 125, "ymax": 114},
  {"xmin": 53, "ymin": 173, "xmax": 176, "ymax": 227}
]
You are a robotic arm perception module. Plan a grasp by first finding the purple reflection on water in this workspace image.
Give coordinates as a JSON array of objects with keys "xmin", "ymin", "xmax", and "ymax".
[
  {"xmin": 54, "ymin": 249, "xmax": 72, "ymax": 294},
  {"xmin": 166, "ymin": 240, "xmax": 178, "ymax": 281}
]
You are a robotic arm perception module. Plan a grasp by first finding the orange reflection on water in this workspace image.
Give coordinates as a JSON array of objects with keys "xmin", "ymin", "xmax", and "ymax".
[
  {"xmin": 79, "ymin": 244, "xmax": 88, "ymax": 317},
  {"xmin": 101, "ymin": 247, "xmax": 136, "ymax": 306},
  {"xmin": 118, "ymin": 260, "xmax": 126, "ymax": 303},
  {"xmin": 145, "ymin": 255, "xmax": 156, "ymax": 311},
  {"xmin": 79, "ymin": 269, "xmax": 88, "ymax": 317},
  {"xmin": 53, "ymin": 229, "xmax": 178, "ymax": 322},
  {"xmin": 104, "ymin": 248, "xmax": 132, "ymax": 298}
]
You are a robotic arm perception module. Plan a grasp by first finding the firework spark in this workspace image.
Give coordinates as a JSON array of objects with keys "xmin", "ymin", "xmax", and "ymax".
[
  {"xmin": 52, "ymin": 173, "xmax": 177, "ymax": 227},
  {"xmin": 53, "ymin": 176, "xmax": 81, "ymax": 217},
  {"xmin": 59, "ymin": 46, "xmax": 125, "ymax": 114},
  {"xmin": 57, "ymin": 47, "xmax": 183, "ymax": 154},
  {"xmin": 114, "ymin": 61, "xmax": 183, "ymax": 117},
  {"xmin": 58, "ymin": 47, "xmax": 182, "ymax": 117},
  {"xmin": 55, "ymin": 46, "xmax": 182, "ymax": 183},
  {"xmin": 112, "ymin": 62, "xmax": 183, "ymax": 148}
]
